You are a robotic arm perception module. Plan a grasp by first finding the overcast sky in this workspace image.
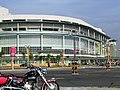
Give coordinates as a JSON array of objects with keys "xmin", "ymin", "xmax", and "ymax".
[{"xmin": 0, "ymin": 0, "xmax": 120, "ymax": 49}]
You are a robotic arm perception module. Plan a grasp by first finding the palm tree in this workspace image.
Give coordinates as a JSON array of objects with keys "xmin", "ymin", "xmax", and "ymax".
[
  {"xmin": 21, "ymin": 52, "xmax": 26, "ymax": 60},
  {"xmin": 35, "ymin": 55, "xmax": 39, "ymax": 61},
  {"xmin": 29, "ymin": 53, "xmax": 32, "ymax": 60},
  {"xmin": 21, "ymin": 52, "xmax": 26, "ymax": 63},
  {"xmin": 0, "ymin": 51, "xmax": 5, "ymax": 66},
  {"xmin": 56, "ymin": 55, "xmax": 61, "ymax": 66},
  {"xmin": 39, "ymin": 56, "xmax": 43, "ymax": 64},
  {"xmin": 46, "ymin": 54, "xmax": 51, "ymax": 67}
]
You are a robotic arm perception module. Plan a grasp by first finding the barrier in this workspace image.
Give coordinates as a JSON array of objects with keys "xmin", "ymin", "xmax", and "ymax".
[
  {"xmin": 72, "ymin": 62, "xmax": 78, "ymax": 75},
  {"xmin": 105, "ymin": 62, "xmax": 110, "ymax": 70}
]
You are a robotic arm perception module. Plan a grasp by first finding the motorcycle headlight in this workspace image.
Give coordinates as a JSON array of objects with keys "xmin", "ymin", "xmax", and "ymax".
[{"xmin": 42, "ymin": 68, "xmax": 47, "ymax": 74}]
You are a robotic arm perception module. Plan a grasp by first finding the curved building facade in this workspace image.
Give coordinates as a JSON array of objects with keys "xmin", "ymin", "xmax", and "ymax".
[{"xmin": 0, "ymin": 7, "xmax": 116, "ymax": 64}]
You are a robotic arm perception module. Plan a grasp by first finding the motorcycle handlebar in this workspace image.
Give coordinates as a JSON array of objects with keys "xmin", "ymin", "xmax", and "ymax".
[
  {"xmin": 26, "ymin": 63, "xmax": 47, "ymax": 74},
  {"xmin": 26, "ymin": 64, "xmax": 41, "ymax": 70}
]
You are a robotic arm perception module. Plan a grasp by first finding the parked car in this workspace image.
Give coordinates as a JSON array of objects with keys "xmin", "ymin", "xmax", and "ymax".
[{"xmin": 116, "ymin": 62, "xmax": 120, "ymax": 66}]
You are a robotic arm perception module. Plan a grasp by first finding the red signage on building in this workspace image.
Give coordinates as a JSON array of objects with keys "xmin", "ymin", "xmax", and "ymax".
[{"xmin": 10, "ymin": 47, "xmax": 16, "ymax": 57}]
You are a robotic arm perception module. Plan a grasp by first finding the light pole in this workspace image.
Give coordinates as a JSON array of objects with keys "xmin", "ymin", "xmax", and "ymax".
[
  {"xmin": 62, "ymin": 49, "xmax": 64, "ymax": 66},
  {"xmin": 25, "ymin": 45, "xmax": 30, "ymax": 67},
  {"xmin": 69, "ymin": 33, "xmax": 77, "ymax": 63},
  {"xmin": 69, "ymin": 33, "xmax": 79, "ymax": 75},
  {"xmin": 73, "ymin": 36, "xmax": 76, "ymax": 63},
  {"xmin": 107, "ymin": 39, "xmax": 111, "ymax": 67},
  {"xmin": 106, "ymin": 39, "xmax": 116, "ymax": 68}
]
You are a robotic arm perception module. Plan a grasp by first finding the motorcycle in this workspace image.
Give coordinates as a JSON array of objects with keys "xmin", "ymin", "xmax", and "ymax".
[{"xmin": 0, "ymin": 64, "xmax": 59, "ymax": 90}]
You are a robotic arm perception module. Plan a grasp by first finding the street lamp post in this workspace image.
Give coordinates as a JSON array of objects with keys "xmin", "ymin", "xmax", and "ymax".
[
  {"xmin": 25, "ymin": 45, "xmax": 30, "ymax": 67},
  {"xmin": 69, "ymin": 33, "xmax": 77, "ymax": 62},
  {"xmin": 107, "ymin": 39, "xmax": 111, "ymax": 67},
  {"xmin": 106, "ymin": 39, "xmax": 116, "ymax": 68},
  {"xmin": 73, "ymin": 36, "xmax": 76, "ymax": 63},
  {"xmin": 69, "ymin": 33, "xmax": 79, "ymax": 75},
  {"xmin": 62, "ymin": 49, "xmax": 64, "ymax": 66}
]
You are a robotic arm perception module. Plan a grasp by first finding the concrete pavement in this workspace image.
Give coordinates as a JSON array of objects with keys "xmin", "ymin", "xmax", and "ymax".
[
  {"xmin": 0, "ymin": 65, "xmax": 120, "ymax": 72},
  {"xmin": 60, "ymin": 87, "xmax": 120, "ymax": 90}
]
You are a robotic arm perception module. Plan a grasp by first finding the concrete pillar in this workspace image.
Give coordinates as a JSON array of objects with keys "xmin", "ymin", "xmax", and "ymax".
[
  {"xmin": 41, "ymin": 23, "xmax": 43, "ymax": 50},
  {"xmin": 17, "ymin": 23, "xmax": 19, "ymax": 54},
  {"xmin": 62, "ymin": 36, "xmax": 65, "ymax": 64}
]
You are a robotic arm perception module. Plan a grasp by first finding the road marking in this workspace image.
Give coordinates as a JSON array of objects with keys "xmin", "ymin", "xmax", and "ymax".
[{"xmin": 56, "ymin": 78, "xmax": 65, "ymax": 80}]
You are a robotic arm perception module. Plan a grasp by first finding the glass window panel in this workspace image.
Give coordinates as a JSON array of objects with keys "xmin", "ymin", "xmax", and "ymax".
[
  {"xmin": 43, "ymin": 35, "xmax": 62, "ymax": 48},
  {"xmin": 0, "ymin": 35, "xmax": 17, "ymax": 46},
  {"xmin": 19, "ymin": 35, "xmax": 40, "ymax": 46}
]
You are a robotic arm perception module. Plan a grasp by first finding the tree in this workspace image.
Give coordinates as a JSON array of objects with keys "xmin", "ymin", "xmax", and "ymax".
[
  {"xmin": 0, "ymin": 52, "xmax": 4, "ymax": 57},
  {"xmin": 46, "ymin": 54, "xmax": 51, "ymax": 67},
  {"xmin": 56, "ymin": 55, "xmax": 61, "ymax": 66},
  {"xmin": 21, "ymin": 52, "xmax": 26, "ymax": 64},
  {"xmin": 0, "ymin": 51, "xmax": 5, "ymax": 66},
  {"xmin": 35, "ymin": 55, "xmax": 39, "ymax": 61},
  {"xmin": 39, "ymin": 56, "xmax": 42, "ymax": 61},
  {"xmin": 21, "ymin": 52, "xmax": 26, "ymax": 60},
  {"xmin": 29, "ymin": 53, "xmax": 34, "ymax": 63}
]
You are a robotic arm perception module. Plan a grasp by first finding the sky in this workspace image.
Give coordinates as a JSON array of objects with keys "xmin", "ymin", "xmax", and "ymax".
[{"xmin": 0, "ymin": 0, "xmax": 120, "ymax": 50}]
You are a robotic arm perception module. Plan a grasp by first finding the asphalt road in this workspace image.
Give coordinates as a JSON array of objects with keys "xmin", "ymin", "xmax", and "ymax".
[
  {"xmin": 1, "ymin": 66, "xmax": 120, "ymax": 87},
  {"xmin": 47, "ymin": 67, "xmax": 120, "ymax": 87}
]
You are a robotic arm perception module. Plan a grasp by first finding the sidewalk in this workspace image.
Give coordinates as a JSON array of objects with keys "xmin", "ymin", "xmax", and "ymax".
[
  {"xmin": 60, "ymin": 87, "xmax": 120, "ymax": 90},
  {"xmin": 0, "ymin": 65, "xmax": 120, "ymax": 72},
  {"xmin": 80, "ymin": 65, "xmax": 120, "ymax": 69}
]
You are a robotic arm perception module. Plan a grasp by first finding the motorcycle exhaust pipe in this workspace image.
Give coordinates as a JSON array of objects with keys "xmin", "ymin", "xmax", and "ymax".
[{"xmin": 1, "ymin": 86, "xmax": 24, "ymax": 90}]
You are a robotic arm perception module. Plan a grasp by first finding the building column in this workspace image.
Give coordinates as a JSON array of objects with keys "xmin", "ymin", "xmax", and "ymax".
[
  {"xmin": 62, "ymin": 24, "xmax": 65, "ymax": 64},
  {"xmin": 79, "ymin": 37, "xmax": 81, "ymax": 54},
  {"xmin": 94, "ymin": 32, "xmax": 95, "ymax": 38},
  {"xmin": 88, "ymin": 40, "xmax": 90, "ymax": 54},
  {"xmin": 17, "ymin": 23, "xmax": 19, "ymax": 55},
  {"xmin": 100, "ymin": 35, "xmax": 102, "ymax": 56},
  {"xmin": 62, "ymin": 36, "xmax": 65, "ymax": 64},
  {"xmin": 88, "ymin": 29, "xmax": 90, "ymax": 36},
  {"xmin": 78, "ymin": 26, "xmax": 81, "ymax": 54},
  {"xmin": 94, "ymin": 41, "xmax": 96, "ymax": 55},
  {"xmin": 41, "ymin": 23, "xmax": 43, "ymax": 50},
  {"xmin": 62, "ymin": 25, "xmax": 64, "ymax": 32}
]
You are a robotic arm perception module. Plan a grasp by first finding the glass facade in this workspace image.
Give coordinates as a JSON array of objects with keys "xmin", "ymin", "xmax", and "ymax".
[
  {"xmin": 0, "ymin": 16, "xmax": 115, "ymax": 59},
  {"xmin": 43, "ymin": 35, "xmax": 62, "ymax": 48},
  {"xmin": 0, "ymin": 35, "xmax": 17, "ymax": 47},
  {"xmin": 19, "ymin": 35, "xmax": 40, "ymax": 46},
  {"xmin": 81, "ymin": 38, "xmax": 88, "ymax": 54}
]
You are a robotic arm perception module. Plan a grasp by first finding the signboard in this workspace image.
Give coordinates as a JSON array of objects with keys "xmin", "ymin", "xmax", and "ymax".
[{"xmin": 10, "ymin": 47, "xmax": 16, "ymax": 57}]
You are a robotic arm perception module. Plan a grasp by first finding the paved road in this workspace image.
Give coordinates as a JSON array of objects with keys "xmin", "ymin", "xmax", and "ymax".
[
  {"xmin": 47, "ymin": 67, "xmax": 120, "ymax": 87},
  {"xmin": 1, "ymin": 66, "xmax": 120, "ymax": 87}
]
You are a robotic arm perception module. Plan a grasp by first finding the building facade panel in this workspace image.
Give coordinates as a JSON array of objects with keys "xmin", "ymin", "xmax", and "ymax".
[{"xmin": 0, "ymin": 7, "xmax": 117, "ymax": 64}]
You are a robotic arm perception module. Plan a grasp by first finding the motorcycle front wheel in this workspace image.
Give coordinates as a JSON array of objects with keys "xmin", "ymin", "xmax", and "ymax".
[{"xmin": 42, "ymin": 81, "xmax": 59, "ymax": 90}]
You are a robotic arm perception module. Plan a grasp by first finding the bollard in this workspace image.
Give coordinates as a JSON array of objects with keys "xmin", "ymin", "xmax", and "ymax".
[
  {"xmin": 72, "ymin": 62, "xmax": 78, "ymax": 75},
  {"xmin": 105, "ymin": 62, "xmax": 110, "ymax": 70},
  {"xmin": 72, "ymin": 63, "xmax": 74, "ymax": 74}
]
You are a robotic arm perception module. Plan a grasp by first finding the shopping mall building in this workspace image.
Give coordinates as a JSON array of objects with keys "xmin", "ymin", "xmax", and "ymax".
[{"xmin": 0, "ymin": 7, "xmax": 117, "ymax": 66}]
